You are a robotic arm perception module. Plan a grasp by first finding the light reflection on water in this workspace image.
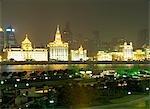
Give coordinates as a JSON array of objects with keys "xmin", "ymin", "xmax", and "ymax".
[{"xmin": 0, "ymin": 64, "xmax": 149, "ymax": 72}]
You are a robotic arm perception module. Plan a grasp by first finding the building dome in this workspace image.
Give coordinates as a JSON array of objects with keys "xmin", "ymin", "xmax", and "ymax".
[
  {"xmin": 22, "ymin": 34, "xmax": 31, "ymax": 44},
  {"xmin": 21, "ymin": 34, "xmax": 32, "ymax": 50}
]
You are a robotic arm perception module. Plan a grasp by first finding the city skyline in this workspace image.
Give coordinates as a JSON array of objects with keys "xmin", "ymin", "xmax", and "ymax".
[{"xmin": 0, "ymin": 0, "xmax": 148, "ymax": 47}]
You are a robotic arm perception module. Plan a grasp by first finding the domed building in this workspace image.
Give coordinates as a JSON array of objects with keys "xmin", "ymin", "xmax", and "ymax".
[{"xmin": 3, "ymin": 34, "xmax": 48, "ymax": 61}]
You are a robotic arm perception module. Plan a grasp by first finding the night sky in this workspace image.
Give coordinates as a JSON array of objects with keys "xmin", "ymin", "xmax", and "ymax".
[{"xmin": 2, "ymin": 0, "xmax": 148, "ymax": 47}]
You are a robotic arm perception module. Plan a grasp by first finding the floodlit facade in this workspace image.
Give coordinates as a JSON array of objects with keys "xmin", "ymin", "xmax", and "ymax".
[
  {"xmin": 0, "ymin": 55, "xmax": 2, "ymax": 62},
  {"xmin": 111, "ymin": 52, "xmax": 123, "ymax": 61},
  {"xmin": 133, "ymin": 50, "xmax": 145, "ymax": 61},
  {"xmin": 3, "ymin": 35, "xmax": 48, "ymax": 61},
  {"xmin": 47, "ymin": 25, "xmax": 68, "ymax": 61},
  {"xmin": 145, "ymin": 47, "xmax": 150, "ymax": 60},
  {"xmin": 97, "ymin": 51, "xmax": 112, "ymax": 61},
  {"xmin": 71, "ymin": 45, "xmax": 88, "ymax": 61},
  {"xmin": 122, "ymin": 42, "xmax": 133, "ymax": 61}
]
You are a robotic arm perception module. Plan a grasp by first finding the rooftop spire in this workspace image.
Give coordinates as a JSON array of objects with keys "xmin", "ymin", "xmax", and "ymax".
[
  {"xmin": 54, "ymin": 25, "xmax": 62, "ymax": 44},
  {"xmin": 22, "ymin": 34, "xmax": 31, "ymax": 44},
  {"xmin": 56, "ymin": 25, "xmax": 60, "ymax": 34},
  {"xmin": 0, "ymin": 27, "xmax": 3, "ymax": 32}
]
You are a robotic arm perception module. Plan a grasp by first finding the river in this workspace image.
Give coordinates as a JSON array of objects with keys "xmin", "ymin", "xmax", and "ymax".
[{"xmin": 0, "ymin": 64, "xmax": 149, "ymax": 72}]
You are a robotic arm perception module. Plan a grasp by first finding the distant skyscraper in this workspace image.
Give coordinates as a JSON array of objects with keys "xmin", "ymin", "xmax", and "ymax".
[
  {"xmin": 5, "ymin": 25, "xmax": 18, "ymax": 48},
  {"xmin": 137, "ymin": 29, "xmax": 148, "ymax": 48},
  {"xmin": 63, "ymin": 22, "xmax": 73, "ymax": 49},
  {"xmin": 0, "ymin": 27, "xmax": 4, "ymax": 52}
]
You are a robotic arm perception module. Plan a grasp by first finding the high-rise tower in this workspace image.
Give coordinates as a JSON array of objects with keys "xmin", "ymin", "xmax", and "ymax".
[
  {"xmin": 63, "ymin": 22, "xmax": 72, "ymax": 49},
  {"xmin": 5, "ymin": 25, "xmax": 18, "ymax": 48}
]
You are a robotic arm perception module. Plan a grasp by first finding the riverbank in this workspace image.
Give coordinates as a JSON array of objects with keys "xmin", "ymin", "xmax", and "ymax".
[{"xmin": 0, "ymin": 60, "xmax": 150, "ymax": 65}]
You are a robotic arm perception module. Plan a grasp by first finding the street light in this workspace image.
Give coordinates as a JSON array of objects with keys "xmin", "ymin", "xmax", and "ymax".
[
  {"xmin": 14, "ymin": 84, "xmax": 18, "ymax": 88},
  {"xmin": 1, "ymin": 80, "xmax": 4, "ymax": 85},
  {"xmin": 49, "ymin": 100, "xmax": 54, "ymax": 104},
  {"xmin": 26, "ymin": 83, "xmax": 29, "ymax": 87},
  {"xmin": 128, "ymin": 91, "xmax": 131, "ymax": 95},
  {"xmin": 146, "ymin": 87, "xmax": 149, "ymax": 91}
]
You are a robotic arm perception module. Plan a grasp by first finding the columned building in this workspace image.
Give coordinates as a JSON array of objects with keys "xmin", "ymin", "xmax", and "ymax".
[
  {"xmin": 122, "ymin": 42, "xmax": 133, "ymax": 61},
  {"xmin": 71, "ymin": 45, "xmax": 88, "ymax": 61},
  {"xmin": 97, "ymin": 51, "xmax": 112, "ymax": 61},
  {"xmin": 47, "ymin": 25, "xmax": 68, "ymax": 61},
  {"xmin": 3, "ymin": 34, "xmax": 48, "ymax": 61}
]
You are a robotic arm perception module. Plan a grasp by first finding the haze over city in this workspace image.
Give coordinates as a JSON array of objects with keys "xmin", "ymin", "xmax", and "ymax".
[{"xmin": 1, "ymin": 0, "xmax": 148, "ymax": 47}]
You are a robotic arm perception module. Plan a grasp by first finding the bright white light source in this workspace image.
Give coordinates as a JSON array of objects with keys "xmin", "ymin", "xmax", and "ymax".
[
  {"xmin": 14, "ymin": 84, "xmax": 18, "ymax": 88},
  {"xmin": 86, "ymin": 71, "xmax": 92, "ymax": 74},
  {"xmin": 146, "ymin": 87, "xmax": 149, "ymax": 91},
  {"xmin": 45, "ymin": 77, "xmax": 48, "ymax": 80},
  {"xmin": 23, "ymin": 93, "xmax": 26, "ymax": 96},
  {"xmin": 12, "ymin": 29, "xmax": 15, "ymax": 32},
  {"xmin": 6, "ymin": 29, "xmax": 11, "ymax": 31},
  {"xmin": 16, "ymin": 79, "xmax": 20, "ymax": 82},
  {"xmin": 26, "ymin": 83, "xmax": 29, "ymax": 87},
  {"xmin": 69, "ymin": 75, "xmax": 72, "ymax": 78},
  {"xmin": 1, "ymin": 80, "xmax": 4, "ymax": 85},
  {"xmin": 128, "ymin": 92, "xmax": 131, "ymax": 95},
  {"xmin": 104, "ymin": 86, "xmax": 107, "ymax": 89},
  {"xmin": 25, "ymin": 104, "xmax": 29, "ymax": 107},
  {"xmin": 49, "ymin": 100, "xmax": 54, "ymax": 104}
]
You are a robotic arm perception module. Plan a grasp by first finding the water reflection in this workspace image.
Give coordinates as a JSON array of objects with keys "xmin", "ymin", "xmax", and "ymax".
[{"xmin": 0, "ymin": 64, "xmax": 149, "ymax": 72}]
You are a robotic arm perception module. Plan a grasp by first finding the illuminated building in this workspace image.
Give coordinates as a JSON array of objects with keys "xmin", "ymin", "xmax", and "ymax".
[
  {"xmin": 47, "ymin": 25, "xmax": 68, "ymax": 61},
  {"xmin": 0, "ymin": 55, "xmax": 2, "ymax": 62},
  {"xmin": 5, "ymin": 25, "xmax": 18, "ymax": 48},
  {"xmin": 122, "ymin": 42, "xmax": 133, "ymax": 61},
  {"xmin": 111, "ymin": 52, "xmax": 123, "ymax": 61},
  {"xmin": 71, "ymin": 45, "xmax": 88, "ymax": 61},
  {"xmin": 0, "ymin": 27, "xmax": 4, "ymax": 52},
  {"xmin": 97, "ymin": 51, "xmax": 112, "ymax": 61},
  {"xmin": 133, "ymin": 50, "xmax": 145, "ymax": 61},
  {"xmin": 3, "ymin": 34, "xmax": 48, "ymax": 61},
  {"xmin": 145, "ymin": 47, "xmax": 150, "ymax": 60}
]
